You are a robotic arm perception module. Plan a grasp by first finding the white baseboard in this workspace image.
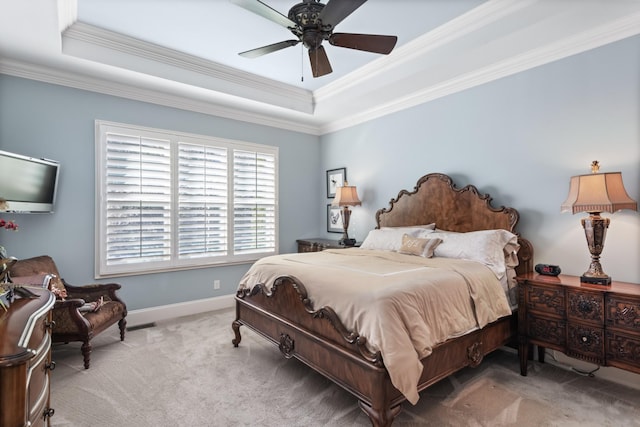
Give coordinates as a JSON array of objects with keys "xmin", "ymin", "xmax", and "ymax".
[{"xmin": 126, "ymin": 294, "xmax": 235, "ymax": 328}]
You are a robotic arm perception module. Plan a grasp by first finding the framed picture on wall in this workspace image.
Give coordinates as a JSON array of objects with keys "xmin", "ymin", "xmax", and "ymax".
[
  {"xmin": 327, "ymin": 204, "xmax": 343, "ymax": 233},
  {"xmin": 326, "ymin": 167, "xmax": 346, "ymax": 198}
]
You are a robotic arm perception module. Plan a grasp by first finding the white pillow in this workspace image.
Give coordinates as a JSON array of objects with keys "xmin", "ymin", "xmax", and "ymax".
[
  {"xmin": 360, "ymin": 227, "xmax": 426, "ymax": 252},
  {"xmin": 380, "ymin": 223, "xmax": 435, "ymax": 232},
  {"xmin": 431, "ymin": 229, "xmax": 520, "ymax": 279}
]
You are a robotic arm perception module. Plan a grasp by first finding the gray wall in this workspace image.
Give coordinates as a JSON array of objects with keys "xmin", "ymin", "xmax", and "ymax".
[
  {"xmin": 321, "ymin": 35, "xmax": 640, "ymax": 284},
  {"xmin": 0, "ymin": 76, "xmax": 320, "ymax": 309}
]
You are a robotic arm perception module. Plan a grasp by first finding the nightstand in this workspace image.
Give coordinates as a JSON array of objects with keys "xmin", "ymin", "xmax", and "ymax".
[
  {"xmin": 517, "ymin": 273, "xmax": 640, "ymax": 376},
  {"xmin": 296, "ymin": 238, "xmax": 359, "ymax": 253}
]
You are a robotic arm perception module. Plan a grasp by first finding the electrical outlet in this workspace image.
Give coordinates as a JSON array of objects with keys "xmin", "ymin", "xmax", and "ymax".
[{"xmin": 213, "ymin": 279, "xmax": 220, "ymax": 290}]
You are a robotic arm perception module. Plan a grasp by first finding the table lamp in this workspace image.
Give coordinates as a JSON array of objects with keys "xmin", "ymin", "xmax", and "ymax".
[
  {"xmin": 331, "ymin": 181, "xmax": 361, "ymax": 246},
  {"xmin": 561, "ymin": 161, "xmax": 637, "ymax": 285}
]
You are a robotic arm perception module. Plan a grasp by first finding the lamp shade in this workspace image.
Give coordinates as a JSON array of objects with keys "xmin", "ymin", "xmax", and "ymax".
[
  {"xmin": 561, "ymin": 172, "xmax": 637, "ymax": 214},
  {"xmin": 331, "ymin": 182, "xmax": 362, "ymax": 207}
]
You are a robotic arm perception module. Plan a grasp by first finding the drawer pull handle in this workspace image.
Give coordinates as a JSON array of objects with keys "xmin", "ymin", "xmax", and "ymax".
[
  {"xmin": 46, "ymin": 361, "xmax": 56, "ymax": 371},
  {"xmin": 43, "ymin": 407, "xmax": 55, "ymax": 419}
]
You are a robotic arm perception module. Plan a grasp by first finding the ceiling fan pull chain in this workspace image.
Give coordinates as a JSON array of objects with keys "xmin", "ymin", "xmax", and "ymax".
[{"xmin": 301, "ymin": 43, "xmax": 304, "ymax": 82}]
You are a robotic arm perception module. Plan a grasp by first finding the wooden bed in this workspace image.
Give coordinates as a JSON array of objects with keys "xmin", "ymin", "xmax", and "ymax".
[{"xmin": 232, "ymin": 173, "xmax": 533, "ymax": 426}]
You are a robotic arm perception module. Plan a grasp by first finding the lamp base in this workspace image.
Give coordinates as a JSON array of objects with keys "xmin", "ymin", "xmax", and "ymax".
[
  {"xmin": 579, "ymin": 213, "xmax": 612, "ymax": 286},
  {"xmin": 580, "ymin": 274, "xmax": 611, "ymax": 286}
]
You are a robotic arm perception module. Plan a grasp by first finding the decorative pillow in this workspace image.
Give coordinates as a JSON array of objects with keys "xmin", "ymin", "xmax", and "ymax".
[
  {"xmin": 431, "ymin": 229, "xmax": 519, "ymax": 279},
  {"xmin": 78, "ymin": 296, "xmax": 104, "ymax": 312},
  {"xmin": 48, "ymin": 275, "xmax": 68, "ymax": 300},
  {"xmin": 361, "ymin": 227, "xmax": 426, "ymax": 252},
  {"xmin": 399, "ymin": 234, "xmax": 443, "ymax": 258}
]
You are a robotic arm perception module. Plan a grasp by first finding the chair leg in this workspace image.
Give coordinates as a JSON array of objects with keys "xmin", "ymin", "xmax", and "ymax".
[
  {"xmin": 119, "ymin": 317, "xmax": 127, "ymax": 341},
  {"xmin": 81, "ymin": 340, "xmax": 92, "ymax": 369}
]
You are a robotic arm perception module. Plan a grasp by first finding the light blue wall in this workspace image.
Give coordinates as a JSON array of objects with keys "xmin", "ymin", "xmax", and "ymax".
[
  {"xmin": 321, "ymin": 35, "xmax": 640, "ymax": 284},
  {"xmin": 0, "ymin": 76, "xmax": 320, "ymax": 309},
  {"xmin": 1, "ymin": 34, "xmax": 638, "ymax": 312}
]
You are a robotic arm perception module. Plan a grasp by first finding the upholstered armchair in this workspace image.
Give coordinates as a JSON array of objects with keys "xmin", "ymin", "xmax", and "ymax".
[{"xmin": 9, "ymin": 255, "xmax": 127, "ymax": 369}]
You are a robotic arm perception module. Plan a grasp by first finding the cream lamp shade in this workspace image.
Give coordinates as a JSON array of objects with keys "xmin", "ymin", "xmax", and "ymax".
[{"xmin": 561, "ymin": 172, "xmax": 637, "ymax": 214}]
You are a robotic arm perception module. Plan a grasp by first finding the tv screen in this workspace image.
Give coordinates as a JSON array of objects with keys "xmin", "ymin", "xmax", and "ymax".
[{"xmin": 0, "ymin": 150, "xmax": 60, "ymax": 213}]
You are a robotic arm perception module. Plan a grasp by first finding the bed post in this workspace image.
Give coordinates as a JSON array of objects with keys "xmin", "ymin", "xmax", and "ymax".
[{"xmin": 359, "ymin": 400, "xmax": 401, "ymax": 427}]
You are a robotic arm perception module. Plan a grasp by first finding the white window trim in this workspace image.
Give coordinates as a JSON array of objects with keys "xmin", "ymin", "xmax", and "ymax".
[{"xmin": 95, "ymin": 120, "xmax": 278, "ymax": 278}]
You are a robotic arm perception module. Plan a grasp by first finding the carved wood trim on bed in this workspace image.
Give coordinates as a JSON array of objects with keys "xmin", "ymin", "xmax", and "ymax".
[
  {"xmin": 232, "ymin": 173, "xmax": 534, "ymax": 427},
  {"xmin": 376, "ymin": 173, "xmax": 518, "ymax": 232},
  {"xmin": 376, "ymin": 173, "xmax": 533, "ymax": 275}
]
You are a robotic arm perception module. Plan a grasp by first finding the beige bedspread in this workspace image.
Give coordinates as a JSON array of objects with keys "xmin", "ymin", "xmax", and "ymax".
[{"xmin": 238, "ymin": 248, "xmax": 512, "ymax": 404}]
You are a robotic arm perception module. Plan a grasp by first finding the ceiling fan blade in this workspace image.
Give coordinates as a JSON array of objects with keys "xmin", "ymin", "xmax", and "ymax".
[
  {"xmin": 239, "ymin": 40, "xmax": 300, "ymax": 58},
  {"xmin": 230, "ymin": 0, "xmax": 297, "ymax": 29},
  {"xmin": 319, "ymin": 0, "xmax": 368, "ymax": 29},
  {"xmin": 329, "ymin": 33, "xmax": 397, "ymax": 54},
  {"xmin": 308, "ymin": 46, "xmax": 332, "ymax": 77}
]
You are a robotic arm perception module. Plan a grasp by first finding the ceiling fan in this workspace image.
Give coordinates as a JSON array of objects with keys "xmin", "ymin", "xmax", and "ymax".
[{"xmin": 230, "ymin": 0, "xmax": 398, "ymax": 78}]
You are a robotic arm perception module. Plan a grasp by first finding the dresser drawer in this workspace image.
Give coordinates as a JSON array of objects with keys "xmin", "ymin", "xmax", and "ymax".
[
  {"xmin": 606, "ymin": 329, "xmax": 640, "ymax": 373},
  {"xmin": 567, "ymin": 323, "xmax": 604, "ymax": 364},
  {"xmin": 606, "ymin": 294, "xmax": 640, "ymax": 333},
  {"xmin": 525, "ymin": 284, "xmax": 565, "ymax": 316},
  {"xmin": 527, "ymin": 314, "xmax": 565, "ymax": 348},
  {"xmin": 567, "ymin": 290, "xmax": 604, "ymax": 325},
  {"xmin": 0, "ymin": 288, "xmax": 55, "ymax": 427},
  {"xmin": 28, "ymin": 333, "xmax": 51, "ymax": 425}
]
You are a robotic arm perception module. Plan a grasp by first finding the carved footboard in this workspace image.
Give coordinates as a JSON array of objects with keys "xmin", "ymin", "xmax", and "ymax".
[
  {"xmin": 232, "ymin": 275, "xmax": 516, "ymax": 427},
  {"xmin": 232, "ymin": 276, "xmax": 402, "ymax": 426}
]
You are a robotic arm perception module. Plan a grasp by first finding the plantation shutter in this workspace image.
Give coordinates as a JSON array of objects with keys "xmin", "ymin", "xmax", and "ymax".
[
  {"xmin": 104, "ymin": 132, "xmax": 172, "ymax": 265},
  {"xmin": 233, "ymin": 150, "xmax": 276, "ymax": 254},
  {"xmin": 97, "ymin": 121, "xmax": 278, "ymax": 277},
  {"xmin": 178, "ymin": 142, "xmax": 228, "ymax": 258}
]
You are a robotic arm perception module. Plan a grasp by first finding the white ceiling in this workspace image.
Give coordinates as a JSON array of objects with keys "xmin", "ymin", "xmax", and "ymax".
[
  {"xmin": 1, "ymin": 0, "xmax": 640, "ymax": 135},
  {"xmin": 76, "ymin": 0, "xmax": 486, "ymax": 91}
]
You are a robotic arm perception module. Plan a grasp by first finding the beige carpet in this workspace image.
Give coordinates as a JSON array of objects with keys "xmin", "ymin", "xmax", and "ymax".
[{"xmin": 49, "ymin": 308, "xmax": 640, "ymax": 427}]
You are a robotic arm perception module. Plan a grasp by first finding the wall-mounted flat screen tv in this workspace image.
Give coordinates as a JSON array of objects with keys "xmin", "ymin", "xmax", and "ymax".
[{"xmin": 0, "ymin": 149, "xmax": 60, "ymax": 213}]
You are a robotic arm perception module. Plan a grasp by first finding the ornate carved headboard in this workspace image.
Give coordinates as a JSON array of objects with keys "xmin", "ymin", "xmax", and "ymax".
[{"xmin": 375, "ymin": 173, "xmax": 533, "ymax": 275}]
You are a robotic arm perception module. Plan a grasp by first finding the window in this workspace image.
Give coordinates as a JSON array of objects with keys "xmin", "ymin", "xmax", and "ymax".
[{"xmin": 95, "ymin": 121, "xmax": 278, "ymax": 277}]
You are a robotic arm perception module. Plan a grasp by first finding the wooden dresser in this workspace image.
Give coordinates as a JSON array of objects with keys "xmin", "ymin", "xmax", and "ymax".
[
  {"xmin": 296, "ymin": 238, "xmax": 359, "ymax": 253},
  {"xmin": 517, "ymin": 273, "xmax": 640, "ymax": 376},
  {"xmin": 0, "ymin": 287, "xmax": 56, "ymax": 427}
]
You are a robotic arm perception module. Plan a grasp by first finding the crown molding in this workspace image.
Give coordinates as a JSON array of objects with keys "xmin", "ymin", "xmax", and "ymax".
[
  {"xmin": 318, "ymin": 10, "xmax": 640, "ymax": 134},
  {"xmin": 57, "ymin": 0, "xmax": 77, "ymax": 33},
  {"xmin": 62, "ymin": 22, "xmax": 315, "ymax": 114},
  {"xmin": 0, "ymin": 58, "xmax": 322, "ymax": 135},
  {"xmin": 315, "ymin": 0, "xmax": 532, "ymax": 103}
]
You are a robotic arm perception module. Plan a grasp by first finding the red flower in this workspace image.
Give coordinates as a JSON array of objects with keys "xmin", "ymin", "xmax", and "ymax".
[{"xmin": 0, "ymin": 219, "xmax": 18, "ymax": 231}]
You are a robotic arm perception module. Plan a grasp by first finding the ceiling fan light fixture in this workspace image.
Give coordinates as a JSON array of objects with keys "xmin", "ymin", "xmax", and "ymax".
[
  {"xmin": 288, "ymin": 0, "xmax": 324, "ymax": 28},
  {"xmin": 232, "ymin": 0, "xmax": 397, "ymax": 78}
]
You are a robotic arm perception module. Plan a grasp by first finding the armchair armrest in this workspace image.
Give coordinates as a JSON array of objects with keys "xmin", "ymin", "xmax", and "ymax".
[
  {"xmin": 63, "ymin": 281, "xmax": 124, "ymax": 305},
  {"xmin": 54, "ymin": 298, "xmax": 86, "ymax": 309}
]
